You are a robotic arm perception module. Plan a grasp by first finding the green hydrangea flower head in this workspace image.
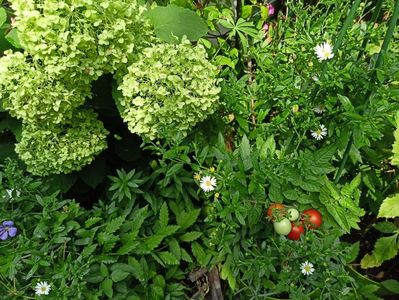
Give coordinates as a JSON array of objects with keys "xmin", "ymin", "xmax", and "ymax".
[
  {"xmin": 10, "ymin": 0, "xmax": 153, "ymax": 83},
  {"xmin": 0, "ymin": 50, "xmax": 90, "ymax": 124},
  {"xmin": 118, "ymin": 39, "xmax": 221, "ymax": 140},
  {"xmin": 15, "ymin": 109, "xmax": 109, "ymax": 176}
]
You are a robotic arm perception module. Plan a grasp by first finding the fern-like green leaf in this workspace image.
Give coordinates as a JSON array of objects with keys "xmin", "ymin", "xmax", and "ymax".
[
  {"xmin": 159, "ymin": 202, "xmax": 169, "ymax": 228},
  {"xmin": 104, "ymin": 216, "xmax": 125, "ymax": 234},
  {"xmin": 176, "ymin": 209, "xmax": 200, "ymax": 230}
]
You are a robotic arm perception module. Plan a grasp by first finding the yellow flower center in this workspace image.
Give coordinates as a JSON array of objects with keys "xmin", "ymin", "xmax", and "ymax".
[
  {"xmin": 304, "ymin": 265, "xmax": 311, "ymax": 272},
  {"xmin": 41, "ymin": 287, "xmax": 47, "ymax": 292},
  {"xmin": 322, "ymin": 50, "xmax": 330, "ymax": 58},
  {"xmin": 205, "ymin": 180, "xmax": 212, "ymax": 187}
]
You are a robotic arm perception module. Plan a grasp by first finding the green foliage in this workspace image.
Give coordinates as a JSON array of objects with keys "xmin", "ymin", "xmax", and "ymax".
[
  {"xmin": 118, "ymin": 39, "xmax": 221, "ymax": 140},
  {"xmin": 0, "ymin": 7, "xmax": 6, "ymax": 27},
  {"xmin": 15, "ymin": 110, "xmax": 108, "ymax": 176},
  {"xmin": 10, "ymin": 0, "xmax": 153, "ymax": 83},
  {"xmin": 361, "ymin": 193, "xmax": 399, "ymax": 269},
  {"xmin": 0, "ymin": 160, "xmax": 205, "ymax": 299},
  {"xmin": 0, "ymin": 50, "xmax": 90, "ymax": 124},
  {"xmin": 320, "ymin": 175, "xmax": 365, "ymax": 233},
  {"xmin": 1, "ymin": 0, "xmax": 399, "ymax": 299},
  {"xmin": 391, "ymin": 113, "xmax": 399, "ymax": 165},
  {"xmin": 378, "ymin": 194, "xmax": 399, "ymax": 218},
  {"xmin": 146, "ymin": 4, "xmax": 208, "ymax": 43}
]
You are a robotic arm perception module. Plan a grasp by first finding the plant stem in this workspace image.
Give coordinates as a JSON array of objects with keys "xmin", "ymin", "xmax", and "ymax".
[
  {"xmin": 356, "ymin": 0, "xmax": 384, "ymax": 61},
  {"xmin": 382, "ymin": 172, "xmax": 399, "ymax": 196}
]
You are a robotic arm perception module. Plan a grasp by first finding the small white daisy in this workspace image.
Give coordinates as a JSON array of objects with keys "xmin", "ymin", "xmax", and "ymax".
[
  {"xmin": 313, "ymin": 105, "xmax": 326, "ymax": 114},
  {"xmin": 311, "ymin": 124, "xmax": 328, "ymax": 141},
  {"xmin": 314, "ymin": 42, "xmax": 334, "ymax": 61},
  {"xmin": 34, "ymin": 281, "xmax": 51, "ymax": 295},
  {"xmin": 200, "ymin": 176, "xmax": 217, "ymax": 192},
  {"xmin": 300, "ymin": 261, "xmax": 315, "ymax": 275}
]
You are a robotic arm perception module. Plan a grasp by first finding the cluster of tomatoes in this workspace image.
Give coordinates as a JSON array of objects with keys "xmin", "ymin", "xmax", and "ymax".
[{"xmin": 266, "ymin": 203, "xmax": 323, "ymax": 240}]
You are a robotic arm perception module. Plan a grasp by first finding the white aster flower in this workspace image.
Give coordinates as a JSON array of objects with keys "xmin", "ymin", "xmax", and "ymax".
[
  {"xmin": 200, "ymin": 176, "xmax": 217, "ymax": 192},
  {"xmin": 314, "ymin": 42, "xmax": 334, "ymax": 61},
  {"xmin": 34, "ymin": 281, "xmax": 51, "ymax": 295},
  {"xmin": 300, "ymin": 261, "xmax": 315, "ymax": 276},
  {"xmin": 313, "ymin": 105, "xmax": 326, "ymax": 114},
  {"xmin": 311, "ymin": 124, "xmax": 328, "ymax": 140}
]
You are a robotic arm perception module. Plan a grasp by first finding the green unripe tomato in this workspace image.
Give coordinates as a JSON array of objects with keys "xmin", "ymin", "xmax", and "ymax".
[
  {"xmin": 273, "ymin": 218, "xmax": 292, "ymax": 235},
  {"xmin": 287, "ymin": 208, "xmax": 300, "ymax": 221}
]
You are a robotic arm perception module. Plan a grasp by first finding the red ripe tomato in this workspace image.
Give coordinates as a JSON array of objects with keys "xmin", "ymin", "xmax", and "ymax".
[
  {"xmin": 287, "ymin": 223, "xmax": 305, "ymax": 240},
  {"xmin": 266, "ymin": 203, "xmax": 285, "ymax": 222},
  {"xmin": 302, "ymin": 209, "xmax": 323, "ymax": 229}
]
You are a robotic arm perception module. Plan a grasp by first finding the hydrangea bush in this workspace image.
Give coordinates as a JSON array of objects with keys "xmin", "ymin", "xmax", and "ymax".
[
  {"xmin": 118, "ymin": 39, "xmax": 221, "ymax": 140},
  {"xmin": 10, "ymin": 0, "xmax": 153, "ymax": 83},
  {"xmin": 0, "ymin": 50, "xmax": 90, "ymax": 124},
  {"xmin": 15, "ymin": 110, "xmax": 108, "ymax": 175}
]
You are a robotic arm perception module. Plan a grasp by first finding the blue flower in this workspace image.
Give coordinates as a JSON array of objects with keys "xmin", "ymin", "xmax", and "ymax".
[{"xmin": 0, "ymin": 221, "xmax": 18, "ymax": 240}]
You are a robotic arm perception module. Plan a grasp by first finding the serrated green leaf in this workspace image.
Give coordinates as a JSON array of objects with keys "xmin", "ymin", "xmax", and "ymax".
[
  {"xmin": 136, "ymin": 235, "xmax": 164, "ymax": 254},
  {"xmin": 104, "ymin": 216, "xmax": 125, "ymax": 234},
  {"xmin": 299, "ymin": 180, "xmax": 320, "ymax": 192},
  {"xmin": 110, "ymin": 269, "xmax": 129, "ymax": 282},
  {"xmin": 361, "ymin": 233, "xmax": 399, "ymax": 268},
  {"xmin": 168, "ymin": 238, "xmax": 181, "ymax": 260},
  {"xmin": 128, "ymin": 256, "xmax": 145, "ymax": 282},
  {"xmin": 156, "ymin": 225, "xmax": 180, "ymax": 237},
  {"xmin": 345, "ymin": 241, "xmax": 360, "ymax": 263},
  {"xmin": 85, "ymin": 217, "xmax": 103, "ymax": 228},
  {"xmin": 180, "ymin": 231, "xmax": 202, "ymax": 242},
  {"xmin": 159, "ymin": 202, "xmax": 169, "ymax": 227},
  {"xmin": 80, "ymin": 244, "xmax": 97, "ymax": 258},
  {"xmin": 180, "ymin": 248, "xmax": 193, "ymax": 262},
  {"xmin": 158, "ymin": 251, "xmax": 180, "ymax": 265},
  {"xmin": 283, "ymin": 189, "xmax": 298, "ymax": 200},
  {"xmin": 176, "ymin": 209, "xmax": 200, "ymax": 230},
  {"xmin": 191, "ymin": 241, "xmax": 209, "ymax": 266},
  {"xmin": 342, "ymin": 174, "xmax": 361, "ymax": 196},
  {"xmin": 220, "ymin": 261, "xmax": 236, "ymax": 290},
  {"xmin": 240, "ymin": 134, "xmax": 252, "ymax": 171},
  {"xmin": 374, "ymin": 222, "xmax": 398, "ymax": 233},
  {"xmin": 378, "ymin": 194, "xmax": 399, "ymax": 218},
  {"xmin": 146, "ymin": 4, "xmax": 208, "ymax": 43}
]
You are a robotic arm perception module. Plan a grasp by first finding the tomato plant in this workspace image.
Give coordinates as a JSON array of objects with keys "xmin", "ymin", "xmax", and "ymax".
[
  {"xmin": 273, "ymin": 218, "xmax": 292, "ymax": 235},
  {"xmin": 287, "ymin": 223, "xmax": 305, "ymax": 240},
  {"xmin": 302, "ymin": 209, "xmax": 323, "ymax": 229}
]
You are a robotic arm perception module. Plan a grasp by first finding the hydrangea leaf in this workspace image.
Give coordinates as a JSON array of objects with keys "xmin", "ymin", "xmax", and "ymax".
[
  {"xmin": 146, "ymin": 4, "xmax": 208, "ymax": 43},
  {"xmin": 5, "ymin": 28, "xmax": 21, "ymax": 49}
]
